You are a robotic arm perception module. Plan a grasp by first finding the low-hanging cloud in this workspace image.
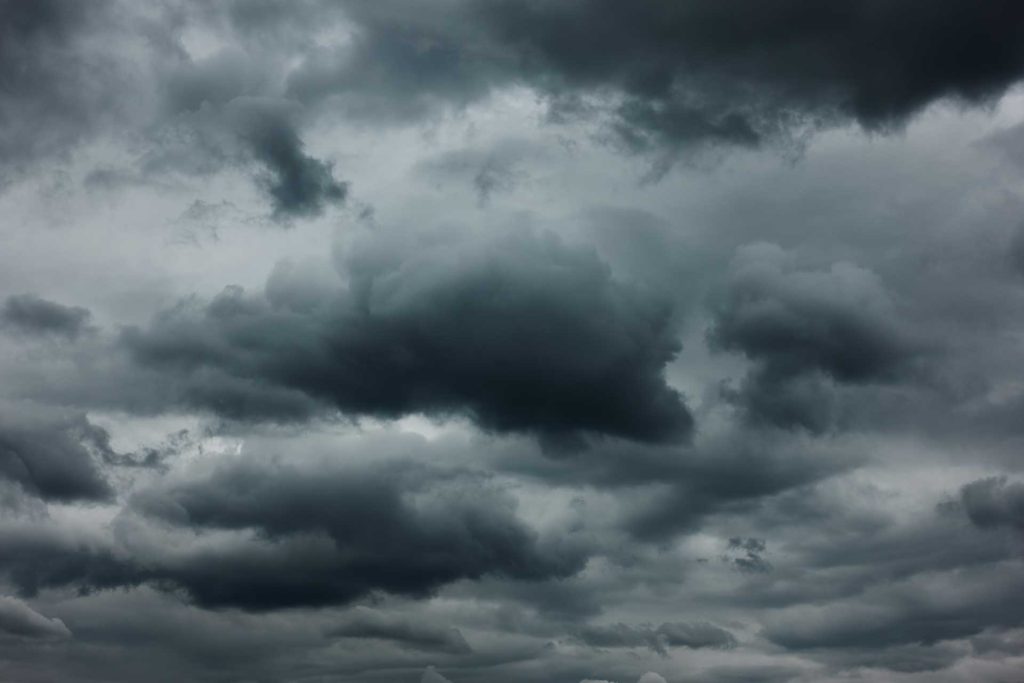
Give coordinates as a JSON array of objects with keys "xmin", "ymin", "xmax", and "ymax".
[
  {"xmin": 122, "ymin": 228, "xmax": 692, "ymax": 443},
  {"xmin": 0, "ymin": 595, "xmax": 71, "ymax": 640},
  {"xmin": 709, "ymin": 243, "xmax": 922, "ymax": 431},
  {"xmin": 0, "ymin": 409, "xmax": 112, "ymax": 503},
  {"xmin": 1, "ymin": 294, "xmax": 92, "ymax": 340}
]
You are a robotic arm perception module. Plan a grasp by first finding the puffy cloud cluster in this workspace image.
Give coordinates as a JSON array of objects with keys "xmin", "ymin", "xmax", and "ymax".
[{"xmin": 122, "ymin": 228, "xmax": 691, "ymax": 443}]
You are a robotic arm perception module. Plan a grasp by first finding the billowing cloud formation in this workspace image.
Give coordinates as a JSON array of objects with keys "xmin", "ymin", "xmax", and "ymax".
[
  {"xmin": 579, "ymin": 676, "xmax": 666, "ymax": 683},
  {"xmin": 0, "ymin": 410, "xmax": 112, "ymax": 502},
  {"xmin": 0, "ymin": 1, "xmax": 346, "ymax": 219},
  {"xmin": 961, "ymin": 477, "xmax": 1024, "ymax": 531},
  {"xmin": 709, "ymin": 243, "xmax": 921, "ymax": 431},
  {"xmin": 0, "ymin": 596, "xmax": 71, "ymax": 640},
  {"xmin": 123, "ymin": 229, "xmax": 691, "ymax": 443},
  {"xmin": 129, "ymin": 449, "xmax": 584, "ymax": 609},
  {"xmin": 228, "ymin": 99, "xmax": 348, "ymax": 219},
  {"xmin": 0, "ymin": 436, "xmax": 585, "ymax": 611},
  {"xmin": 4, "ymin": 2, "xmax": 1024, "ymax": 682},
  {"xmin": 6, "ymin": 0, "xmax": 1024, "ymax": 203},
  {"xmin": 327, "ymin": 607, "xmax": 472, "ymax": 653},
  {"xmin": 422, "ymin": 667, "xmax": 454, "ymax": 683},
  {"xmin": 636, "ymin": 674, "xmax": 668, "ymax": 683},
  {"xmin": 1, "ymin": 294, "xmax": 92, "ymax": 340},
  {"xmin": 306, "ymin": 0, "xmax": 1024, "ymax": 157},
  {"xmin": 0, "ymin": 0, "xmax": 120, "ymax": 181},
  {"xmin": 579, "ymin": 621, "xmax": 737, "ymax": 655}
]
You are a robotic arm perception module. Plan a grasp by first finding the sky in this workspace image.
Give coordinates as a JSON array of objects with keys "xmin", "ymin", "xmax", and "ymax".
[{"xmin": 2, "ymin": 1, "xmax": 1024, "ymax": 682}]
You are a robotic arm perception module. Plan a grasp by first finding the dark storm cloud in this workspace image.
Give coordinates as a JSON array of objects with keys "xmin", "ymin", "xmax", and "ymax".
[
  {"xmin": 5, "ymin": 0, "xmax": 1024, "ymax": 203},
  {"xmin": 0, "ymin": 410, "xmax": 112, "ymax": 503},
  {"xmin": 0, "ymin": 596, "xmax": 71, "ymax": 640},
  {"xmin": 486, "ymin": 426, "xmax": 854, "ymax": 543},
  {"xmin": 726, "ymin": 537, "xmax": 772, "ymax": 574},
  {"xmin": 288, "ymin": 0, "xmax": 1024, "ymax": 159},
  {"xmin": 228, "ymin": 99, "xmax": 348, "ymax": 220},
  {"xmin": 127, "ymin": 452, "xmax": 584, "ymax": 609},
  {"xmin": 0, "ymin": 0, "xmax": 120, "ymax": 182},
  {"xmin": 0, "ymin": 522, "xmax": 136, "ymax": 599},
  {"xmin": 326, "ymin": 608, "xmax": 473, "ymax": 654},
  {"xmin": 618, "ymin": 435, "xmax": 850, "ymax": 541},
  {"xmin": 7, "ymin": 0, "xmax": 1023, "ymax": 208},
  {"xmin": 1, "ymin": 294, "xmax": 92, "ymax": 340},
  {"xmin": 961, "ymin": 477, "xmax": 1024, "ymax": 531},
  {"xmin": 578, "ymin": 621, "xmax": 736, "ymax": 655},
  {"xmin": 0, "ymin": 1, "xmax": 346, "ymax": 220},
  {"xmin": 708, "ymin": 244, "xmax": 923, "ymax": 431},
  {"xmin": 762, "ymin": 564, "xmax": 1024, "ymax": 650},
  {"xmin": 0, "ymin": 435, "xmax": 585, "ymax": 612},
  {"xmin": 121, "ymin": 228, "xmax": 692, "ymax": 443}
]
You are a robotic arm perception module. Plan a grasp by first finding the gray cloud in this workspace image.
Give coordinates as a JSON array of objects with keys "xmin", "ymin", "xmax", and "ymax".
[
  {"xmin": 121, "ymin": 228, "xmax": 692, "ymax": 443},
  {"xmin": 762, "ymin": 564, "xmax": 1024, "ymax": 651},
  {"xmin": 3, "ymin": 3, "xmax": 1024, "ymax": 682},
  {"xmin": 0, "ymin": 595, "xmax": 71, "ymax": 640},
  {"xmin": 0, "ymin": 409, "xmax": 112, "ymax": 502},
  {"xmin": 578, "ymin": 621, "xmax": 737, "ymax": 656},
  {"xmin": 1, "ymin": 294, "xmax": 92, "ymax": 340},
  {"xmin": 0, "ymin": 0, "xmax": 120, "ymax": 183},
  {"xmin": 288, "ymin": 0, "xmax": 1024, "ymax": 162},
  {"xmin": 327, "ymin": 607, "xmax": 472, "ymax": 654},
  {"xmin": 128, "ymin": 451, "xmax": 585, "ymax": 609},
  {"xmin": 709, "ymin": 244, "xmax": 923, "ymax": 432},
  {"xmin": 0, "ymin": 437, "xmax": 586, "ymax": 611},
  {"xmin": 228, "ymin": 98, "xmax": 348, "ymax": 220},
  {"xmin": 961, "ymin": 477, "xmax": 1024, "ymax": 531}
]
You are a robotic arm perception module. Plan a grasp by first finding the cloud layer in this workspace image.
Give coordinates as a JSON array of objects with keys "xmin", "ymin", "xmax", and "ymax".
[{"xmin": 3, "ymin": 2, "xmax": 1024, "ymax": 682}]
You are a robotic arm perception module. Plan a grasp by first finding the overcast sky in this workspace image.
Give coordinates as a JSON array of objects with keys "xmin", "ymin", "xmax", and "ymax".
[{"xmin": 2, "ymin": 2, "xmax": 1024, "ymax": 682}]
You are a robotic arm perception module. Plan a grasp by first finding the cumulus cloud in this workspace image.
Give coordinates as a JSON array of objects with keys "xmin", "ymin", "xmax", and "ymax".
[
  {"xmin": 0, "ymin": 0, "xmax": 126, "ymax": 182},
  {"xmin": 0, "ymin": 1, "xmax": 346, "ymax": 220},
  {"xmin": 579, "ymin": 620, "xmax": 736, "ymax": 655},
  {"xmin": 961, "ymin": 477, "xmax": 1024, "ymax": 531},
  {"xmin": 1, "ymin": 294, "xmax": 92, "ymax": 340},
  {"xmin": 422, "ymin": 667, "xmax": 454, "ymax": 683},
  {"xmin": 636, "ymin": 674, "xmax": 668, "ymax": 683},
  {"xmin": 7, "ymin": 0, "xmax": 1023, "ymax": 204},
  {"xmin": 293, "ymin": 0, "xmax": 1024, "ymax": 162},
  {"xmin": 0, "ymin": 436, "xmax": 586, "ymax": 610},
  {"xmin": 0, "ymin": 409, "xmax": 112, "ymax": 502},
  {"xmin": 122, "ymin": 228, "xmax": 692, "ymax": 443},
  {"xmin": 227, "ymin": 98, "xmax": 347, "ymax": 220},
  {"xmin": 709, "ymin": 243, "xmax": 922, "ymax": 431},
  {"xmin": 0, "ymin": 596, "xmax": 71, "ymax": 640},
  {"xmin": 327, "ymin": 607, "xmax": 472, "ymax": 653},
  {"xmin": 4, "ymin": 2, "xmax": 1024, "ymax": 682}
]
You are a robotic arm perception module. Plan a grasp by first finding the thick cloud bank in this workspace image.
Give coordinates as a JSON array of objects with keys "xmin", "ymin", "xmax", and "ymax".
[
  {"xmin": 3, "ymin": 2, "xmax": 1024, "ymax": 682},
  {"xmin": 123, "ymin": 229, "xmax": 691, "ymax": 442}
]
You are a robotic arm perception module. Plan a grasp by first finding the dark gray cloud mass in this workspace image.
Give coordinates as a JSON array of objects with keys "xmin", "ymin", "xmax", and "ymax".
[
  {"xmin": 326, "ymin": 608, "xmax": 473, "ymax": 654},
  {"xmin": 0, "ymin": 0, "xmax": 118, "ymax": 181},
  {"xmin": 0, "ymin": 595, "xmax": 71, "ymax": 640},
  {"xmin": 5, "ymin": 0, "xmax": 1024, "ymax": 198},
  {"xmin": 578, "ymin": 621, "xmax": 737, "ymax": 656},
  {"xmin": 122, "ymin": 229, "xmax": 691, "ymax": 443},
  {"xmin": 4, "ymin": 2, "xmax": 1024, "ymax": 682},
  {"xmin": 961, "ymin": 477, "xmax": 1024, "ymax": 531},
  {"xmin": 709, "ymin": 244, "xmax": 924, "ymax": 431},
  {"xmin": 226, "ymin": 98, "xmax": 348, "ymax": 220},
  {"xmin": 0, "ymin": 410, "xmax": 112, "ymax": 503},
  {"xmin": 1, "ymin": 294, "xmax": 92, "ymax": 340},
  {"xmin": 130, "ymin": 453, "xmax": 585, "ymax": 609},
  {"xmin": 0, "ymin": 446, "xmax": 585, "ymax": 611},
  {"xmin": 302, "ymin": 0, "xmax": 1024, "ymax": 159}
]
